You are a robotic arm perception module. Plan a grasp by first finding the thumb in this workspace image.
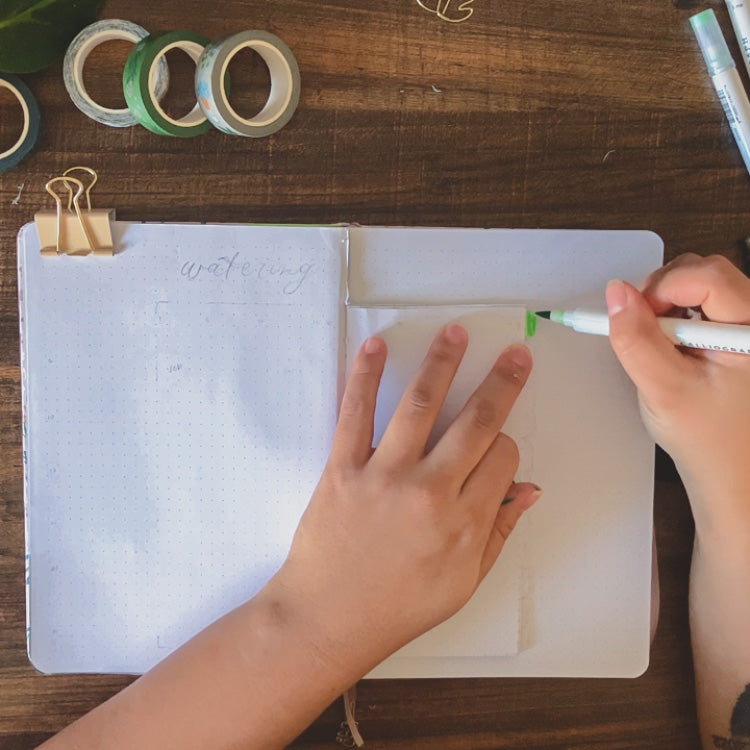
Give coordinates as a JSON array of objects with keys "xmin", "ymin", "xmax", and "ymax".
[{"xmin": 606, "ymin": 279, "xmax": 691, "ymax": 408}]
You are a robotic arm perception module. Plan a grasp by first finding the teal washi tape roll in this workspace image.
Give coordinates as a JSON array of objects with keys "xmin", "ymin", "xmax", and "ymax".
[
  {"xmin": 196, "ymin": 30, "xmax": 300, "ymax": 137},
  {"xmin": 64, "ymin": 19, "xmax": 170, "ymax": 127},
  {"xmin": 124, "ymin": 30, "xmax": 212, "ymax": 137},
  {"xmin": 0, "ymin": 73, "xmax": 41, "ymax": 173}
]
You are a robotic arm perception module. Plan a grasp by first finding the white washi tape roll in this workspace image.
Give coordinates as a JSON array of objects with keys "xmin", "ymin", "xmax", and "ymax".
[
  {"xmin": 64, "ymin": 19, "xmax": 170, "ymax": 127},
  {"xmin": 195, "ymin": 30, "xmax": 300, "ymax": 137}
]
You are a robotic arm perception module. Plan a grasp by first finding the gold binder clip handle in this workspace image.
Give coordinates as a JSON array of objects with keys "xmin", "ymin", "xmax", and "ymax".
[
  {"xmin": 44, "ymin": 176, "xmax": 96, "ymax": 256},
  {"xmin": 35, "ymin": 166, "xmax": 116, "ymax": 257},
  {"xmin": 62, "ymin": 166, "xmax": 98, "ymax": 212}
]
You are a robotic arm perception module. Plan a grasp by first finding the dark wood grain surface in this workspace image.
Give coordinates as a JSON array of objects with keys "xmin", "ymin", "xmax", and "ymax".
[{"xmin": 1, "ymin": 0, "xmax": 745, "ymax": 746}]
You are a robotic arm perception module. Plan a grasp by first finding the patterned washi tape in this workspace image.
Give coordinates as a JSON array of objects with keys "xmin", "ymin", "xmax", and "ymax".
[
  {"xmin": 124, "ymin": 30, "xmax": 212, "ymax": 137},
  {"xmin": 196, "ymin": 30, "xmax": 300, "ymax": 137},
  {"xmin": 64, "ymin": 19, "xmax": 170, "ymax": 128},
  {"xmin": 0, "ymin": 73, "xmax": 41, "ymax": 173}
]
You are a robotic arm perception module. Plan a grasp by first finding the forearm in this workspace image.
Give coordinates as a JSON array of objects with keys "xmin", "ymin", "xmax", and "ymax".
[
  {"xmin": 690, "ymin": 527, "xmax": 750, "ymax": 749},
  {"xmin": 39, "ymin": 584, "xmax": 359, "ymax": 750}
]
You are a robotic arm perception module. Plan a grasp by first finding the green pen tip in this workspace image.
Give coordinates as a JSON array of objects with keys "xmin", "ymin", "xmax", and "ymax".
[
  {"xmin": 535, "ymin": 310, "xmax": 552, "ymax": 319},
  {"xmin": 525, "ymin": 310, "xmax": 537, "ymax": 338}
]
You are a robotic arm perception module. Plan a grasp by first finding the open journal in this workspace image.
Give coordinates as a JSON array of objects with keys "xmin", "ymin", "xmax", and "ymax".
[{"xmin": 18, "ymin": 223, "xmax": 662, "ymax": 677}]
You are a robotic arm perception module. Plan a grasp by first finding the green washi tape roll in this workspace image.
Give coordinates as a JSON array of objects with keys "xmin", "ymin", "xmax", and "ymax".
[
  {"xmin": 0, "ymin": 73, "xmax": 41, "ymax": 172},
  {"xmin": 195, "ymin": 30, "xmax": 300, "ymax": 137},
  {"xmin": 123, "ymin": 30, "xmax": 212, "ymax": 137}
]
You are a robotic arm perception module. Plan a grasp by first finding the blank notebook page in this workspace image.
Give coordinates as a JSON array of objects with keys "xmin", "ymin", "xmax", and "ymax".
[{"xmin": 18, "ymin": 222, "xmax": 345, "ymax": 674}]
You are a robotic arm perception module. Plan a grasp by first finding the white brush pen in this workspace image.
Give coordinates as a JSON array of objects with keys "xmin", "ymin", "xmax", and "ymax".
[
  {"xmin": 726, "ymin": 0, "xmax": 750, "ymax": 79},
  {"xmin": 536, "ymin": 309, "xmax": 750, "ymax": 355},
  {"xmin": 691, "ymin": 9, "xmax": 750, "ymax": 176}
]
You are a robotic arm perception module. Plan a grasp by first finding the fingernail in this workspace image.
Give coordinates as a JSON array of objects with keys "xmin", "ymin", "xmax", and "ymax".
[
  {"xmin": 364, "ymin": 336, "xmax": 384, "ymax": 354},
  {"xmin": 531, "ymin": 483, "xmax": 542, "ymax": 491},
  {"xmin": 444, "ymin": 323, "xmax": 467, "ymax": 345},
  {"xmin": 606, "ymin": 279, "xmax": 628, "ymax": 316}
]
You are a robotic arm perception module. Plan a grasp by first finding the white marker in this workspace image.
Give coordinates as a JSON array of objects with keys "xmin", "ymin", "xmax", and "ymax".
[
  {"xmin": 726, "ymin": 0, "xmax": 750, "ymax": 78},
  {"xmin": 537, "ymin": 309, "xmax": 750, "ymax": 354},
  {"xmin": 691, "ymin": 9, "xmax": 750, "ymax": 175}
]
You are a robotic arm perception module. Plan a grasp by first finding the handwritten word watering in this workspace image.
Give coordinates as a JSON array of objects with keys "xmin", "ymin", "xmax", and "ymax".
[
  {"xmin": 180, "ymin": 252, "xmax": 315, "ymax": 295},
  {"xmin": 416, "ymin": 0, "xmax": 475, "ymax": 23}
]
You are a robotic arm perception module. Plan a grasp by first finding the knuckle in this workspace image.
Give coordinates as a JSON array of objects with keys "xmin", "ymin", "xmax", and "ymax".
[
  {"xmin": 426, "ymin": 470, "xmax": 452, "ymax": 497},
  {"xmin": 430, "ymin": 340, "xmax": 458, "ymax": 364},
  {"xmin": 406, "ymin": 385, "xmax": 434, "ymax": 413},
  {"xmin": 674, "ymin": 252, "xmax": 701, "ymax": 267},
  {"xmin": 339, "ymin": 393, "xmax": 369, "ymax": 421},
  {"xmin": 704, "ymin": 254, "xmax": 735, "ymax": 282},
  {"xmin": 413, "ymin": 484, "xmax": 443, "ymax": 514},
  {"xmin": 704, "ymin": 253, "xmax": 732, "ymax": 270},
  {"xmin": 471, "ymin": 397, "xmax": 499, "ymax": 431},
  {"xmin": 416, "ymin": 470, "xmax": 454, "ymax": 507},
  {"xmin": 326, "ymin": 460, "xmax": 356, "ymax": 484},
  {"xmin": 427, "ymin": 468, "xmax": 460, "ymax": 494}
]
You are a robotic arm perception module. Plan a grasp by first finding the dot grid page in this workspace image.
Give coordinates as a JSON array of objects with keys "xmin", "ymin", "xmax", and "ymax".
[{"xmin": 18, "ymin": 222, "xmax": 346, "ymax": 674}]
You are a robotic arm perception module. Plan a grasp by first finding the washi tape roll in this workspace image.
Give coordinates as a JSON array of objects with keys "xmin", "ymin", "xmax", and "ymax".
[
  {"xmin": 64, "ymin": 19, "xmax": 170, "ymax": 128},
  {"xmin": 0, "ymin": 73, "xmax": 41, "ymax": 173},
  {"xmin": 124, "ymin": 30, "xmax": 212, "ymax": 137},
  {"xmin": 196, "ymin": 30, "xmax": 300, "ymax": 137}
]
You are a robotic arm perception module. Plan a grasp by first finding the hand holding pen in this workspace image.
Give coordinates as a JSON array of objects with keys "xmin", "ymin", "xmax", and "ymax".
[
  {"xmin": 602, "ymin": 254, "xmax": 750, "ymax": 750},
  {"xmin": 599, "ymin": 254, "xmax": 750, "ymax": 542}
]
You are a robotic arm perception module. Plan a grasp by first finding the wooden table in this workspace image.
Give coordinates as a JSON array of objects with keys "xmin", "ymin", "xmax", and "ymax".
[{"xmin": 1, "ymin": 0, "xmax": 745, "ymax": 746}]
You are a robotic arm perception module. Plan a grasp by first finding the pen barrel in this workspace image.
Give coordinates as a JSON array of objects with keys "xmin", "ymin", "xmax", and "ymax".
[
  {"xmin": 564, "ymin": 310, "xmax": 611, "ymax": 335},
  {"xmin": 726, "ymin": 0, "xmax": 750, "ymax": 78},
  {"xmin": 659, "ymin": 317, "xmax": 750, "ymax": 353},
  {"xmin": 710, "ymin": 67, "xmax": 750, "ymax": 173},
  {"xmin": 565, "ymin": 310, "xmax": 750, "ymax": 354}
]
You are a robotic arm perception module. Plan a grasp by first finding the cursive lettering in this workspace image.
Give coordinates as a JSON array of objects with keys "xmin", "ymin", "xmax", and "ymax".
[
  {"xmin": 180, "ymin": 252, "xmax": 315, "ymax": 295},
  {"xmin": 416, "ymin": 0, "xmax": 475, "ymax": 23}
]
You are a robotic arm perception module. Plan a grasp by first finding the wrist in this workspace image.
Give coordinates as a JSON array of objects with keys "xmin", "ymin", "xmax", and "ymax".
[
  {"xmin": 254, "ymin": 567, "xmax": 377, "ymax": 690},
  {"xmin": 688, "ymin": 499, "xmax": 750, "ymax": 563},
  {"xmin": 675, "ymin": 466, "xmax": 750, "ymax": 545}
]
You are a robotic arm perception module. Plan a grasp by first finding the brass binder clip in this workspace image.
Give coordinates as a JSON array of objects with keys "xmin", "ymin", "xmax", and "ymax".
[{"xmin": 35, "ymin": 167, "xmax": 116, "ymax": 256}]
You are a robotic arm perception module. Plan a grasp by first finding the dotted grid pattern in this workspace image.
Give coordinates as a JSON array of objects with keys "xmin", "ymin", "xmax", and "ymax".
[{"xmin": 19, "ymin": 222, "xmax": 346, "ymax": 673}]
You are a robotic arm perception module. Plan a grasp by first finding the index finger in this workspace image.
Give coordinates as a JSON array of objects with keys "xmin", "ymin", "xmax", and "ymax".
[
  {"xmin": 426, "ymin": 344, "xmax": 533, "ymax": 481},
  {"xmin": 330, "ymin": 337, "xmax": 387, "ymax": 468}
]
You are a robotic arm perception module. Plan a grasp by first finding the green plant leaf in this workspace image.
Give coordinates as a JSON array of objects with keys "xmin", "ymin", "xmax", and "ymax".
[{"xmin": 0, "ymin": 0, "xmax": 105, "ymax": 73}]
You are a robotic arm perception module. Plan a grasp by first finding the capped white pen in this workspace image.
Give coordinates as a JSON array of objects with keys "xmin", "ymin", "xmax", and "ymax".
[
  {"xmin": 691, "ymin": 9, "xmax": 750, "ymax": 176},
  {"xmin": 726, "ymin": 0, "xmax": 750, "ymax": 79},
  {"xmin": 536, "ymin": 309, "xmax": 750, "ymax": 355}
]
